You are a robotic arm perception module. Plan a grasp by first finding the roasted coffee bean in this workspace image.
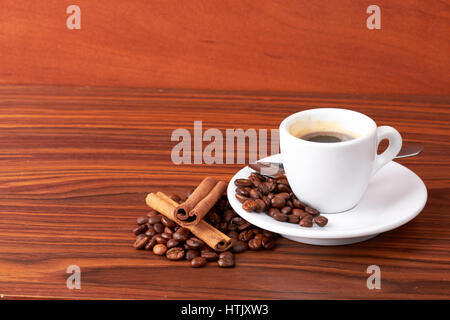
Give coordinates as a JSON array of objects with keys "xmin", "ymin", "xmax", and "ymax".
[
  {"xmin": 299, "ymin": 215, "xmax": 313, "ymax": 227},
  {"xmin": 148, "ymin": 215, "xmax": 162, "ymax": 225},
  {"xmin": 253, "ymin": 233, "xmax": 264, "ymax": 241},
  {"xmin": 235, "ymin": 194, "xmax": 249, "ymax": 203},
  {"xmin": 153, "ymin": 244, "xmax": 167, "ymax": 255},
  {"xmin": 257, "ymin": 182, "xmax": 271, "ymax": 195},
  {"xmin": 133, "ymin": 236, "xmax": 149, "ymax": 249},
  {"xmin": 277, "ymin": 184, "xmax": 291, "ymax": 192},
  {"xmin": 133, "ymin": 224, "xmax": 148, "ymax": 235},
  {"xmin": 144, "ymin": 236, "xmax": 157, "ymax": 250},
  {"xmin": 250, "ymin": 172, "xmax": 265, "ymax": 182},
  {"xmin": 231, "ymin": 216, "xmax": 245, "ymax": 225},
  {"xmin": 185, "ymin": 249, "xmax": 200, "ymax": 260},
  {"xmin": 292, "ymin": 208, "xmax": 308, "ymax": 219},
  {"xmin": 161, "ymin": 216, "xmax": 176, "ymax": 228},
  {"xmin": 153, "ymin": 223, "xmax": 165, "ymax": 234},
  {"xmin": 173, "ymin": 227, "xmax": 191, "ymax": 242},
  {"xmin": 217, "ymin": 222, "xmax": 228, "ymax": 233},
  {"xmin": 239, "ymin": 230, "xmax": 254, "ymax": 241},
  {"xmin": 147, "ymin": 209, "xmax": 158, "ymax": 217},
  {"xmin": 144, "ymin": 226, "xmax": 156, "ymax": 237},
  {"xmin": 201, "ymin": 251, "xmax": 219, "ymax": 261},
  {"xmin": 160, "ymin": 232, "xmax": 173, "ymax": 241},
  {"xmin": 169, "ymin": 194, "xmax": 181, "ymax": 203},
  {"xmin": 249, "ymin": 189, "xmax": 262, "ymax": 200},
  {"xmin": 186, "ymin": 237, "xmax": 204, "ymax": 250},
  {"xmin": 254, "ymin": 199, "xmax": 266, "ymax": 212},
  {"xmin": 281, "ymin": 206, "xmax": 292, "ymax": 215},
  {"xmin": 287, "ymin": 214, "xmax": 300, "ymax": 224},
  {"xmin": 164, "ymin": 226, "xmax": 174, "ymax": 234},
  {"xmin": 242, "ymin": 199, "xmax": 257, "ymax": 212},
  {"xmin": 277, "ymin": 192, "xmax": 290, "ymax": 200},
  {"xmin": 272, "ymin": 211, "xmax": 288, "ymax": 222},
  {"xmin": 183, "ymin": 243, "xmax": 190, "ymax": 251},
  {"xmin": 232, "ymin": 240, "xmax": 248, "ymax": 253},
  {"xmin": 166, "ymin": 238, "xmax": 180, "ymax": 249},
  {"xmin": 208, "ymin": 211, "xmax": 222, "ymax": 225},
  {"xmin": 223, "ymin": 210, "xmax": 236, "ymax": 222},
  {"xmin": 235, "ymin": 187, "xmax": 250, "ymax": 197},
  {"xmin": 276, "ymin": 178, "xmax": 289, "ymax": 185},
  {"xmin": 137, "ymin": 216, "xmax": 148, "ymax": 225},
  {"xmin": 262, "ymin": 237, "xmax": 275, "ymax": 249},
  {"xmin": 262, "ymin": 195, "xmax": 271, "ymax": 208},
  {"xmin": 237, "ymin": 221, "xmax": 252, "ymax": 231},
  {"xmin": 191, "ymin": 257, "xmax": 208, "ymax": 268},
  {"xmin": 166, "ymin": 247, "xmax": 185, "ymax": 260},
  {"xmin": 227, "ymin": 231, "xmax": 239, "ymax": 239},
  {"xmin": 218, "ymin": 252, "xmax": 235, "ymax": 268},
  {"xmin": 268, "ymin": 208, "xmax": 281, "ymax": 217},
  {"xmin": 305, "ymin": 206, "xmax": 320, "ymax": 216},
  {"xmin": 262, "ymin": 230, "xmax": 277, "ymax": 238},
  {"xmin": 314, "ymin": 215, "xmax": 328, "ymax": 227},
  {"xmin": 155, "ymin": 235, "xmax": 167, "ymax": 244},
  {"xmin": 227, "ymin": 223, "xmax": 238, "ymax": 231},
  {"xmin": 248, "ymin": 238, "xmax": 262, "ymax": 250},
  {"xmin": 267, "ymin": 193, "xmax": 275, "ymax": 200},
  {"xmin": 271, "ymin": 195, "xmax": 286, "ymax": 208},
  {"xmin": 234, "ymin": 179, "xmax": 253, "ymax": 187},
  {"xmin": 292, "ymin": 198, "xmax": 306, "ymax": 208},
  {"xmin": 286, "ymin": 200, "xmax": 294, "ymax": 208}
]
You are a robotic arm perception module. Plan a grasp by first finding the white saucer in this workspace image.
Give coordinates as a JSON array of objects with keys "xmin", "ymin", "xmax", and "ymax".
[{"xmin": 227, "ymin": 154, "xmax": 427, "ymax": 246}]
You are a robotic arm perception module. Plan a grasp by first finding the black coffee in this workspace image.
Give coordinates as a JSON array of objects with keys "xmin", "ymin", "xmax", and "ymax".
[{"xmin": 299, "ymin": 131, "xmax": 354, "ymax": 143}]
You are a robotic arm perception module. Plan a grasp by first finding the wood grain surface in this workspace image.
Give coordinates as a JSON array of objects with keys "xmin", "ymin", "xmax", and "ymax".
[
  {"xmin": 0, "ymin": 0, "xmax": 449, "ymax": 94},
  {"xmin": 0, "ymin": 85, "xmax": 448, "ymax": 299}
]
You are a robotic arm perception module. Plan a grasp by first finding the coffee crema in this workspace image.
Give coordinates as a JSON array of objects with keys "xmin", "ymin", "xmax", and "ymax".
[{"xmin": 298, "ymin": 131, "xmax": 355, "ymax": 143}]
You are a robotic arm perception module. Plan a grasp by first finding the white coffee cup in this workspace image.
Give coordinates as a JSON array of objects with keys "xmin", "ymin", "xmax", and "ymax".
[{"xmin": 279, "ymin": 108, "xmax": 402, "ymax": 213}]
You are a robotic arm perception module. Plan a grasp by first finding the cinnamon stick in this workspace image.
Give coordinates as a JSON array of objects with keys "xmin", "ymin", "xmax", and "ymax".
[
  {"xmin": 146, "ymin": 192, "xmax": 232, "ymax": 252},
  {"xmin": 174, "ymin": 177, "xmax": 227, "ymax": 226}
]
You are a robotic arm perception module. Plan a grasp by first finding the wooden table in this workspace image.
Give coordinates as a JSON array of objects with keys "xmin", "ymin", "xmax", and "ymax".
[{"xmin": 0, "ymin": 85, "xmax": 448, "ymax": 299}]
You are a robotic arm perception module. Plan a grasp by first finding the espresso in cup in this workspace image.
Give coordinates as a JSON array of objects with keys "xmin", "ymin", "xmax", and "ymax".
[{"xmin": 280, "ymin": 108, "xmax": 402, "ymax": 213}]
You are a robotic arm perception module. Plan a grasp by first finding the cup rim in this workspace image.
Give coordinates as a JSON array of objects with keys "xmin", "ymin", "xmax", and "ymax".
[{"xmin": 279, "ymin": 108, "xmax": 377, "ymax": 147}]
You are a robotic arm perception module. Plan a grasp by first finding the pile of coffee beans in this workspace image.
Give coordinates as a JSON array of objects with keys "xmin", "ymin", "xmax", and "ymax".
[
  {"xmin": 234, "ymin": 172, "xmax": 328, "ymax": 228},
  {"xmin": 133, "ymin": 192, "xmax": 279, "ymax": 268}
]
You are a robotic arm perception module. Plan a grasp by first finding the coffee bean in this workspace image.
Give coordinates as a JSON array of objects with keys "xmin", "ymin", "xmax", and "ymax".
[
  {"xmin": 161, "ymin": 216, "xmax": 176, "ymax": 228},
  {"xmin": 277, "ymin": 192, "xmax": 291, "ymax": 200},
  {"xmin": 164, "ymin": 226, "xmax": 174, "ymax": 234},
  {"xmin": 133, "ymin": 236, "xmax": 149, "ymax": 249},
  {"xmin": 153, "ymin": 223, "xmax": 164, "ymax": 234},
  {"xmin": 267, "ymin": 193, "xmax": 275, "ymax": 200},
  {"xmin": 242, "ymin": 199, "xmax": 257, "ymax": 212},
  {"xmin": 235, "ymin": 194, "xmax": 249, "ymax": 203},
  {"xmin": 292, "ymin": 198, "xmax": 306, "ymax": 208},
  {"xmin": 234, "ymin": 179, "xmax": 252, "ymax": 187},
  {"xmin": 144, "ymin": 236, "xmax": 157, "ymax": 250},
  {"xmin": 227, "ymin": 231, "xmax": 239, "ymax": 239},
  {"xmin": 237, "ymin": 221, "xmax": 252, "ymax": 231},
  {"xmin": 191, "ymin": 257, "xmax": 208, "ymax": 268},
  {"xmin": 173, "ymin": 227, "xmax": 191, "ymax": 242},
  {"xmin": 286, "ymin": 200, "xmax": 294, "ymax": 208},
  {"xmin": 231, "ymin": 217, "xmax": 245, "ymax": 225},
  {"xmin": 144, "ymin": 226, "xmax": 156, "ymax": 237},
  {"xmin": 218, "ymin": 252, "xmax": 235, "ymax": 268},
  {"xmin": 254, "ymin": 233, "xmax": 264, "ymax": 241},
  {"xmin": 276, "ymin": 178, "xmax": 289, "ymax": 185},
  {"xmin": 166, "ymin": 247, "xmax": 185, "ymax": 260},
  {"xmin": 166, "ymin": 238, "xmax": 180, "ymax": 249},
  {"xmin": 185, "ymin": 249, "xmax": 200, "ymax": 260},
  {"xmin": 153, "ymin": 244, "xmax": 167, "ymax": 255},
  {"xmin": 292, "ymin": 208, "xmax": 308, "ymax": 219},
  {"xmin": 305, "ymin": 206, "xmax": 320, "ymax": 216},
  {"xmin": 281, "ymin": 206, "xmax": 292, "ymax": 215},
  {"xmin": 257, "ymin": 182, "xmax": 271, "ymax": 195},
  {"xmin": 287, "ymin": 214, "xmax": 300, "ymax": 224},
  {"xmin": 254, "ymin": 199, "xmax": 266, "ymax": 212},
  {"xmin": 250, "ymin": 172, "xmax": 265, "ymax": 182},
  {"xmin": 248, "ymin": 238, "xmax": 262, "ymax": 250},
  {"xmin": 314, "ymin": 215, "xmax": 328, "ymax": 227},
  {"xmin": 268, "ymin": 208, "xmax": 280, "ymax": 217},
  {"xmin": 271, "ymin": 195, "xmax": 286, "ymax": 208},
  {"xmin": 262, "ymin": 237, "xmax": 275, "ymax": 249},
  {"xmin": 272, "ymin": 211, "xmax": 288, "ymax": 222},
  {"xmin": 232, "ymin": 240, "xmax": 248, "ymax": 253},
  {"xmin": 155, "ymin": 235, "xmax": 167, "ymax": 244},
  {"xmin": 133, "ymin": 224, "xmax": 148, "ymax": 235},
  {"xmin": 249, "ymin": 189, "xmax": 262, "ymax": 200},
  {"xmin": 148, "ymin": 215, "xmax": 162, "ymax": 225},
  {"xmin": 186, "ymin": 237, "xmax": 204, "ymax": 250},
  {"xmin": 299, "ymin": 215, "xmax": 313, "ymax": 227},
  {"xmin": 235, "ymin": 187, "xmax": 249, "ymax": 197},
  {"xmin": 137, "ymin": 216, "xmax": 148, "ymax": 225},
  {"xmin": 201, "ymin": 251, "xmax": 219, "ymax": 262},
  {"xmin": 239, "ymin": 230, "xmax": 254, "ymax": 241},
  {"xmin": 223, "ymin": 210, "xmax": 236, "ymax": 222},
  {"xmin": 227, "ymin": 223, "xmax": 238, "ymax": 231}
]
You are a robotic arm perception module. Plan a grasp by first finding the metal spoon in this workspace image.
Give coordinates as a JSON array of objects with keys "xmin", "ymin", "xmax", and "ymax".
[{"xmin": 252, "ymin": 142, "xmax": 423, "ymax": 176}]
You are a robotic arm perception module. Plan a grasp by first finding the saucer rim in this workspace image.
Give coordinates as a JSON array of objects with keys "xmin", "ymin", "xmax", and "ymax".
[{"xmin": 226, "ymin": 154, "xmax": 428, "ymax": 240}]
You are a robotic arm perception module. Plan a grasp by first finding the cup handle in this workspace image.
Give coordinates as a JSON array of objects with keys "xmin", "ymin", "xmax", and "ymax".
[{"xmin": 372, "ymin": 126, "xmax": 402, "ymax": 176}]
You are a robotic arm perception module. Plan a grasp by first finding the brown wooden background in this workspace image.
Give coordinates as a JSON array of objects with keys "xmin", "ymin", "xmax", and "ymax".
[
  {"xmin": 0, "ymin": 0, "xmax": 449, "ymax": 300},
  {"xmin": 0, "ymin": 0, "xmax": 449, "ymax": 94}
]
